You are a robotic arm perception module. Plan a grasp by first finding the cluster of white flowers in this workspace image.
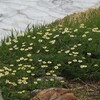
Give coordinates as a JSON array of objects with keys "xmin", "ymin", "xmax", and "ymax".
[
  {"xmin": 0, "ymin": 24, "xmax": 99, "ymax": 97},
  {"xmin": 92, "ymin": 27, "xmax": 100, "ymax": 32}
]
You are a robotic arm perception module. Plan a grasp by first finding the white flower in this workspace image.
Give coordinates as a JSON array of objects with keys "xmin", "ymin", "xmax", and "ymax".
[
  {"xmin": 60, "ymin": 80, "xmax": 65, "ymax": 83},
  {"xmin": 13, "ymin": 70, "xmax": 16, "ymax": 73},
  {"xmin": 45, "ymin": 50, "xmax": 49, "ymax": 52},
  {"xmin": 88, "ymin": 38, "xmax": 92, "ymax": 41},
  {"xmin": 38, "ymin": 59, "xmax": 42, "ymax": 62},
  {"xmin": 49, "ymin": 40, "xmax": 56, "ymax": 44},
  {"xmin": 42, "ymin": 61, "xmax": 46, "ymax": 64},
  {"xmin": 46, "ymin": 72, "xmax": 50, "ymax": 75},
  {"xmin": 0, "ymin": 73, "xmax": 4, "ymax": 77},
  {"xmin": 62, "ymin": 31, "xmax": 65, "ymax": 34},
  {"xmin": 46, "ymin": 29, "xmax": 51, "ymax": 32},
  {"xmin": 80, "ymin": 65, "xmax": 87, "ymax": 68},
  {"xmin": 57, "ymin": 64, "xmax": 61, "ymax": 66},
  {"xmin": 85, "ymin": 31, "xmax": 89, "ymax": 34},
  {"xmin": 48, "ymin": 33, "xmax": 52, "ymax": 36},
  {"xmin": 38, "ymin": 39, "xmax": 43, "ymax": 43},
  {"xmin": 92, "ymin": 27, "xmax": 99, "ymax": 32},
  {"xmin": 58, "ymin": 24, "xmax": 63, "ymax": 27},
  {"xmin": 59, "ymin": 28, "xmax": 62, "ymax": 30},
  {"xmin": 6, "ymin": 42, "xmax": 11, "ymax": 45},
  {"xmin": 94, "ymin": 64, "xmax": 98, "ymax": 67},
  {"xmin": 5, "ymin": 79, "xmax": 10, "ymax": 83},
  {"xmin": 43, "ymin": 46, "xmax": 47, "ymax": 49},
  {"xmin": 11, "ymin": 73, "xmax": 15, "ymax": 75},
  {"xmin": 27, "ymin": 35, "xmax": 31, "ymax": 38},
  {"xmin": 52, "ymin": 74, "xmax": 57, "ymax": 77},
  {"xmin": 25, "ymin": 48, "xmax": 28, "ymax": 51},
  {"xmin": 37, "ymin": 50, "xmax": 40, "ymax": 53},
  {"xmin": 82, "ymin": 34, "xmax": 86, "ymax": 37},
  {"xmin": 53, "ymin": 29, "xmax": 56, "ymax": 32},
  {"xmin": 13, "ymin": 39, "xmax": 18, "ymax": 43},
  {"xmin": 74, "ymin": 45, "xmax": 77, "ymax": 48},
  {"xmin": 10, "ymin": 64, "xmax": 14, "ymax": 67},
  {"xmin": 37, "ymin": 78, "xmax": 41, "ymax": 81},
  {"xmin": 79, "ymin": 24, "xmax": 85, "ymax": 28},
  {"xmin": 68, "ymin": 61, "xmax": 72, "ymax": 64},
  {"xmin": 77, "ymin": 44, "xmax": 82, "ymax": 46},
  {"xmin": 73, "ymin": 59, "xmax": 77, "ymax": 62},
  {"xmin": 48, "ymin": 61, "xmax": 52, "ymax": 64},
  {"xmin": 24, "ymin": 58, "xmax": 28, "ymax": 61},
  {"xmin": 27, "ymin": 54, "xmax": 32, "ymax": 57},
  {"xmin": 22, "ymin": 42, "xmax": 26, "ymax": 45},
  {"xmin": 29, "ymin": 59, "xmax": 33, "ymax": 62},
  {"xmin": 69, "ymin": 53, "xmax": 73, "ymax": 56},
  {"xmin": 31, "ymin": 73, "xmax": 35, "ymax": 76},
  {"xmin": 27, "ymin": 70, "xmax": 31, "ymax": 73},
  {"xmin": 0, "ymin": 69, "xmax": 4, "ymax": 72},
  {"xmin": 9, "ymin": 48, "xmax": 13, "ymax": 51},
  {"xmin": 32, "ymin": 36, "xmax": 36, "ymax": 39},
  {"xmin": 20, "ymin": 57, "xmax": 24, "ymax": 60},
  {"xmin": 41, "ymin": 65, "xmax": 48, "ymax": 68},
  {"xmin": 57, "ymin": 51, "xmax": 62, "ymax": 53},
  {"xmin": 29, "ymin": 43, "xmax": 33, "ymax": 46},
  {"xmin": 16, "ymin": 59, "xmax": 20, "ymax": 62},
  {"xmin": 5, "ymin": 71, "xmax": 9, "ymax": 75},
  {"xmin": 18, "ymin": 64, "xmax": 22, "ymax": 67},
  {"xmin": 54, "ymin": 66, "xmax": 59, "ymax": 69},
  {"xmin": 72, "ymin": 52, "xmax": 79, "ymax": 55},
  {"xmin": 73, "ymin": 55, "xmax": 77, "ymax": 57},
  {"xmin": 31, "ymin": 67, "xmax": 35, "ymax": 70},
  {"xmin": 22, "ymin": 77, "xmax": 28, "ymax": 80},
  {"xmin": 20, "ymin": 47, "xmax": 25, "ymax": 51},
  {"xmin": 78, "ymin": 60, "xmax": 83, "ymax": 63},
  {"xmin": 28, "ymin": 47, "xmax": 33, "ymax": 50},
  {"xmin": 87, "ymin": 53, "xmax": 91, "ymax": 56},
  {"xmin": 65, "ymin": 50, "xmax": 70, "ymax": 54},
  {"xmin": 42, "ymin": 35, "xmax": 47, "ymax": 39},
  {"xmin": 50, "ymin": 78, "xmax": 54, "ymax": 81},
  {"xmin": 71, "ymin": 47, "xmax": 75, "ymax": 50},
  {"xmin": 70, "ymin": 35, "xmax": 75, "ymax": 37},
  {"xmin": 34, "ymin": 81, "xmax": 38, "ymax": 84},
  {"xmin": 15, "ymin": 47, "xmax": 18, "ymax": 50},
  {"xmin": 50, "ymin": 70, "xmax": 54, "ymax": 73},
  {"xmin": 17, "ymin": 33, "xmax": 24, "ymax": 37},
  {"xmin": 53, "ymin": 35, "xmax": 59, "ymax": 38},
  {"xmin": 74, "ymin": 29, "xmax": 78, "ymax": 32},
  {"xmin": 37, "ymin": 32, "xmax": 43, "ymax": 35},
  {"xmin": 82, "ymin": 57, "xmax": 86, "ymax": 59},
  {"xmin": 46, "ymin": 37, "xmax": 50, "ymax": 40}
]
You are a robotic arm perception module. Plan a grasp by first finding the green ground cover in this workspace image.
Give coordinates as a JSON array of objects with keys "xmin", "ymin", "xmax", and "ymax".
[{"xmin": 0, "ymin": 8, "xmax": 100, "ymax": 99}]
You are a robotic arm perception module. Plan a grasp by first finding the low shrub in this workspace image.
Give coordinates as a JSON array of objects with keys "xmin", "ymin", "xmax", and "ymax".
[{"xmin": 0, "ymin": 8, "xmax": 100, "ymax": 99}]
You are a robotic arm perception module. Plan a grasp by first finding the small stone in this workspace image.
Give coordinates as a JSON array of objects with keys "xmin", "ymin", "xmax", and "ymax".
[
  {"xmin": 31, "ymin": 89, "xmax": 41, "ymax": 97},
  {"xmin": 54, "ymin": 76, "xmax": 64, "ymax": 81}
]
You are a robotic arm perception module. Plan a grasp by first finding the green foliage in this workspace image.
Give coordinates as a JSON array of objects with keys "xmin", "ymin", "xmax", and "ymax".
[{"xmin": 0, "ymin": 8, "xmax": 100, "ymax": 99}]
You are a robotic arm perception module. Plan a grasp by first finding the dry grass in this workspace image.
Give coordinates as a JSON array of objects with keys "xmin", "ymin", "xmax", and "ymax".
[{"xmin": 52, "ymin": 7, "xmax": 100, "ymax": 27}]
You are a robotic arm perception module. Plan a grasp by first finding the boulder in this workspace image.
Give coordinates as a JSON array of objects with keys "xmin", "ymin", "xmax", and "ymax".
[{"xmin": 31, "ymin": 88, "xmax": 76, "ymax": 100}]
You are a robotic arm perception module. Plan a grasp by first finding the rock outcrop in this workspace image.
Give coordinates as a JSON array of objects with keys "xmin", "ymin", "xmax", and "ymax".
[{"xmin": 31, "ymin": 88, "xmax": 76, "ymax": 100}]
